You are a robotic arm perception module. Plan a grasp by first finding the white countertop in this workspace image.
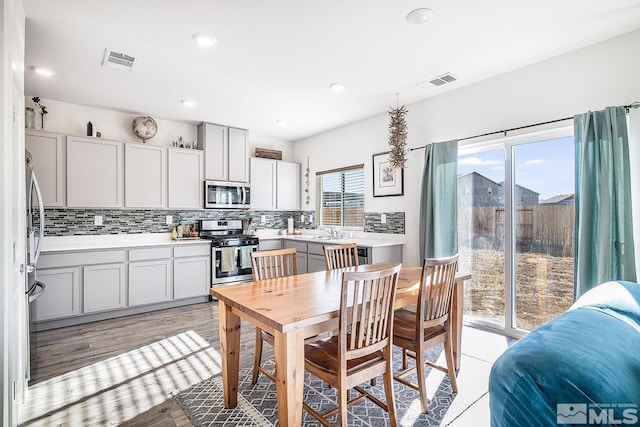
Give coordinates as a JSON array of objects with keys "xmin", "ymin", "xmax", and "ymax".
[
  {"xmin": 254, "ymin": 229, "xmax": 405, "ymax": 248},
  {"xmin": 41, "ymin": 233, "xmax": 210, "ymax": 253},
  {"xmin": 41, "ymin": 230, "xmax": 405, "ymax": 252}
]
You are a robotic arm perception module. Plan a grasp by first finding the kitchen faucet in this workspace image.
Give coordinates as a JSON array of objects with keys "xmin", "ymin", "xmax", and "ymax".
[{"xmin": 322, "ymin": 226, "xmax": 339, "ymax": 239}]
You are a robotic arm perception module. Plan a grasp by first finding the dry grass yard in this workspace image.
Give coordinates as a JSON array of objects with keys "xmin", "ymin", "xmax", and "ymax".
[{"xmin": 460, "ymin": 248, "xmax": 575, "ymax": 331}]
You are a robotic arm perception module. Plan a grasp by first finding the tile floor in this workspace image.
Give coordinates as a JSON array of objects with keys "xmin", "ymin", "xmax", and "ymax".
[{"xmin": 447, "ymin": 326, "xmax": 518, "ymax": 426}]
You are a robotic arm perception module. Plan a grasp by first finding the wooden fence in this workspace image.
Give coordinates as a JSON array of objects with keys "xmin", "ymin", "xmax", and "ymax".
[
  {"xmin": 458, "ymin": 205, "xmax": 575, "ymax": 257},
  {"xmin": 321, "ymin": 207, "xmax": 364, "ymax": 227}
]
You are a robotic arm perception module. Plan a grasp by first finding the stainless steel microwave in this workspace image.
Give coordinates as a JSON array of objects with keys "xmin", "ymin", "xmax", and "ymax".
[{"xmin": 204, "ymin": 180, "xmax": 251, "ymax": 209}]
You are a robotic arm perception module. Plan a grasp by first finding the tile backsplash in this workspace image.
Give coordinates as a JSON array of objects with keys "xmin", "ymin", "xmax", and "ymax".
[
  {"xmin": 41, "ymin": 209, "xmax": 405, "ymax": 236},
  {"xmin": 41, "ymin": 209, "xmax": 316, "ymax": 236},
  {"xmin": 364, "ymin": 212, "xmax": 405, "ymax": 234}
]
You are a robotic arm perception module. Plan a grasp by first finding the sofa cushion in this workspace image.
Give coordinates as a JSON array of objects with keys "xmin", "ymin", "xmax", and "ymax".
[{"xmin": 489, "ymin": 281, "xmax": 640, "ymax": 427}]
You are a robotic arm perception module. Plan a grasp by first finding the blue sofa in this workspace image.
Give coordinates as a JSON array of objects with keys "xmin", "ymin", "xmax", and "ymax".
[{"xmin": 489, "ymin": 281, "xmax": 640, "ymax": 426}]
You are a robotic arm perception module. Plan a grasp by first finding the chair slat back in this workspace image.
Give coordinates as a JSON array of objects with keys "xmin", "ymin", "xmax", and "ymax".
[
  {"xmin": 417, "ymin": 255, "xmax": 459, "ymax": 328},
  {"xmin": 339, "ymin": 264, "xmax": 402, "ymax": 360},
  {"xmin": 250, "ymin": 248, "xmax": 298, "ymax": 280},
  {"xmin": 323, "ymin": 243, "xmax": 359, "ymax": 270}
]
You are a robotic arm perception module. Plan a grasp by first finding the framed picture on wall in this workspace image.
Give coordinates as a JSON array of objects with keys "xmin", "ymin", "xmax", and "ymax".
[{"xmin": 372, "ymin": 152, "xmax": 404, "ymax": 197}]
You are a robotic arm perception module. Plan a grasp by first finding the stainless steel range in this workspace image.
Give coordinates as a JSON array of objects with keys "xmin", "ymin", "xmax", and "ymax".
[{"xmin": 198, "ymin": 220, "xmax": 259, "ymax": 292}]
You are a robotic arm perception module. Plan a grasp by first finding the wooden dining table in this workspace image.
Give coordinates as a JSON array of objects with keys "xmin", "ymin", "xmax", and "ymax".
[{"xmin": 210, "ymin": 262, "xmax": 471, "ymax": 426}]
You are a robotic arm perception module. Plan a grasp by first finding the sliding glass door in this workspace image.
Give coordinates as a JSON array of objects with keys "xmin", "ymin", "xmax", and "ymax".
[
  {"xmin": 458, "ymin": 148, "xmax": 506, "ymax": 328},
  {"xmin": 458, "ymin": 128, "xmax": 575, "ymax": 335}
]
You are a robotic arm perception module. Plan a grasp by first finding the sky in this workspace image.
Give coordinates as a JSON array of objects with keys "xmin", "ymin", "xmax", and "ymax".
[{"xmin": 457, "ymin": 136, "xmax": 574, "ymax": 201}]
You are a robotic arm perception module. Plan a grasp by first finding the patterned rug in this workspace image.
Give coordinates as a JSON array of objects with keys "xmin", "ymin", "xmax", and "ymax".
[{"xmin": 174, "ymin": 345, "xmax": 489, "ymax": 426}]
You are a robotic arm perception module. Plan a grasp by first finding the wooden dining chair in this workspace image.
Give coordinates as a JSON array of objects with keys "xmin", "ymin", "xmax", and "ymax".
[
  {"xmin": 303, "ymin": 263, "xmax": 402, "ymax": 427},
  {"xmin": 392, "ymin": 254, "xmax": 459, "ymax": 413},
  {"xmin": 323, "ymin": 243, "xmax": 382, "ymax": 386},
  {"xmin": 249, "ymin": 248, "xmax": 298, "ymax": 383},
  {"xmin": 323, "ymin": 243, "xmax": 359, "ymax": 270}
]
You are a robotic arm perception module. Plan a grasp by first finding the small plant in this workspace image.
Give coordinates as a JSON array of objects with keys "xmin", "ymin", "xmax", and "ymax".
[{"xmin": 32, "ymin": 96, "xmax": 48, "ymax": 129}]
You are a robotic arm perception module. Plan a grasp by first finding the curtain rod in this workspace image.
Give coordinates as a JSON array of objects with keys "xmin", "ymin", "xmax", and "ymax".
[{"xmin": 408, "ymin": 102, "xmax": 640, "ymax": 152}]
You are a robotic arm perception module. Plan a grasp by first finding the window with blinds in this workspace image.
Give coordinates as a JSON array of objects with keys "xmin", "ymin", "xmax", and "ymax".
[{"xmin": 317, "ymin": 165, "xmax": 365, "ymax": 227}]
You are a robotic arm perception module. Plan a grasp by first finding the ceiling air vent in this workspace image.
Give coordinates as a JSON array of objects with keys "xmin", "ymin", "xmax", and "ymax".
[
  {"xmin": 102, "ymin": 49, "xmax": 136, "ymax": 72},
  {"xmin": 427, "ymin": 72, "xmax": 458, "ymax": 87}
]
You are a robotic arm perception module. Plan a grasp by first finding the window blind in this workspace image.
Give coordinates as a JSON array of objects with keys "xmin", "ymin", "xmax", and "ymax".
[{"xmin": 317, "ymin": 165, "xmax": 364, "ymax": 227}]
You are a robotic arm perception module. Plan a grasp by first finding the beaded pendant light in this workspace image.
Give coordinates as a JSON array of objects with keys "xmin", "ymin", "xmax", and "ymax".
[{"xmin": 388, "ymin": 94, "xmax": 408, "ymax": 169}]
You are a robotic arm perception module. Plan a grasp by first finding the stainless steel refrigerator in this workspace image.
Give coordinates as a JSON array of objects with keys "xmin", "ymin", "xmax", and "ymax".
[{"xmin": 25, "ymin": 149, "xmax": 45, "ymax": 381}]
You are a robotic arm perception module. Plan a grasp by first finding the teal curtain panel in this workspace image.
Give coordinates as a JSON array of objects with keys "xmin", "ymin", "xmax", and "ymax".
[
  {"xmin": 419, "ymin": 139, "xmax": 459, "ymax": 259},
  {"xmin": 574, "ymin": 106, "xmax": 637, "ymax": 298}
]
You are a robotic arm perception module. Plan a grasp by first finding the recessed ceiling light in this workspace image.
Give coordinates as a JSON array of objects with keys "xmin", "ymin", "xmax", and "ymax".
[
  {"xmin": 192, "ymin": 33, "xmax": 217, "ymax": 47},
  {"xmin": 181, "ymin": 99, "xmax": 196, "ymax": 107},
  {"xmin": 406, "ymin": 8, "xmax": 433, "ymax": 24},
  {"xmin": 329, "ymin": 82, "xmax": 345, "ymax": 92},
  {"xmin": 31, "ymin": 66, "xmax": 55, "ymax": 77},
  {"xmin": 275, "ymin": 120, "xmax": 287, "ymax": 126}
]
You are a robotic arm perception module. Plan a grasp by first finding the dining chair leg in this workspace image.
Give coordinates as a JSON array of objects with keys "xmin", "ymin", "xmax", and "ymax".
[
  {"xmin": 338, "ymin": 387, "xmax": 349, "ymax": 427},
  {"xmin": 383, "ymin": 361, "xmax": 398, "ymax": 427},
  {"xmin": 251, "ymin": 328, "xmax": 263, "ymax": 384},
  {"xmin": 402, "ymin": 348, "xmax": 408, "ymax": 369},
  {"xmin": 416, "ymin": 347, "xmax": 429, "ymax": 413},
  {"xmin": 444, "ymin": 331, "xmax": 458, "ymax": 393}
]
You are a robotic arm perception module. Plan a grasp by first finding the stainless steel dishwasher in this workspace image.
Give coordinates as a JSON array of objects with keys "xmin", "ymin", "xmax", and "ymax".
[{"xmin": 357, "ymin": 247, "xmax": 369, "ymax": 265}]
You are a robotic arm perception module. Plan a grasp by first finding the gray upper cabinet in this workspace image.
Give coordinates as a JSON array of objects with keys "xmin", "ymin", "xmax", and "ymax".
[
  {"xmin": 124, "ymin": 143, "xmax": 167, "ymax": 208},
  {"xmin": 25, "ymin": 130, "xmax": 66, "ymax": 207},
  {"xmin": 198, "ymin": 122, "xmax": 249, "ymax": 182},
  {"xmin": 276, "ymin": 161, "xmax": 300, "ymax": 210},
  {"xmin": 228, "ymin": 127, "xmax": 249, "ymax": 182},
  {"xmin": 250, "ymin": 158, "xmax": 300, "ymax": 210},
  {"xmin": 199, "ymin": 122, "xmax": 227, "ymax": 181},
  {"xmin": 167, "ymin": 148, "xmax": 204, "ymax": 209},
  {"xmin": 250, "ymin": 157, "xmax": 276, "ymax": 210},
  {"xmin": 66, "ymin": 136, "xmax": 123, "ymax": 208}
]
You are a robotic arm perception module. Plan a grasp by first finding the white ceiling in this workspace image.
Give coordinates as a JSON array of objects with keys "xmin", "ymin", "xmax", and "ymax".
[{"xmin": 23, "ymin": 0, "xmax": 640, "ymax": 142}]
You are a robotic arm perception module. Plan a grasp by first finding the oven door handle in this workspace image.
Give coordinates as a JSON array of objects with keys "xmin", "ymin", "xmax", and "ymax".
[{"xmin": 242, "ymin": 187, "xmax": 247, "ymax": 206}]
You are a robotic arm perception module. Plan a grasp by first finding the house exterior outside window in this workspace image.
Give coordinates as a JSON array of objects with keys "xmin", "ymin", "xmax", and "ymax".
[{"xmin": 316, "ymin": 165, "xmax": 364, "ymax": 228}]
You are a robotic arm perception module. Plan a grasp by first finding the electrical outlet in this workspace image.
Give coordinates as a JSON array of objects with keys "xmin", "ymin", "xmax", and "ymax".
[
  {"xmin": 380, "ymin": 213, "xmax": 387, "ymax": 224},
  {"xmin": 94, "ymin": 215, "xmax": 103, "ymax": 226},
  {"xmin": 300, "ymin": 215, "xmax": 305, "ymax": 222},
  {"xmin": 261, "ymin": 214, "xmax": 266, "ymax": 223},
  {"xmin": 166, "ymin": 215, "xmax": 173, "ymax": 225}
]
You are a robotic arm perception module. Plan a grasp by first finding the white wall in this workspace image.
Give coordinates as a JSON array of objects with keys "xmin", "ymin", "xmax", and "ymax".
[
  {"xmin": 292, "ymin": 29, "xmax": 640, "ymax": 266},
  {"xmin": 2, "ymin": 0, "xmax": 26, "ymax": 425},
  {"xmin": 247, "ymin": 134, "xmax": 294, "ymax": 162},
  {"xmin": 22, "ymin": 98, "xmax": 294, "ymax": 157},
  {"xmin": 629, "ymin": 109, "xmax": 640, "ymax": 275}
]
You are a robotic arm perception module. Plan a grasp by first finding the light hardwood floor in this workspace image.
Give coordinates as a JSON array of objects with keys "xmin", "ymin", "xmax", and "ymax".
[
  {"xmin": 20, "ymin": 301, "xmax": 269, "ymax": 426},
  {"xmin": 20, "ymin": 301, "xmax": 513, "ymax": 426}
]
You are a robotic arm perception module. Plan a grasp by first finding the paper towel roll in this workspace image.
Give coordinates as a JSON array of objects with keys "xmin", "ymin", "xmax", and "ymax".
[{"xmin": 287, "ymin": 217, "xmax": 294, "ymax": 234}]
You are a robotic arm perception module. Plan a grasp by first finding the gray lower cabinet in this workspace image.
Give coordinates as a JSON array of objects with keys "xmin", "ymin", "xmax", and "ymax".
[
  {"xmin": 84, "ymin": 263, "xmax": 126, "ymax": 313},
  {"xmin": 307, "ymin": 254, "xmax": 326, "ymax": 273},
  {"xmin": 174, "ymin": 244, "xmax": 210, "ymax": 299},
  {"xmin": 258, "ymin": 239, "xmax": 282, "ymax": 251},
  {"xmin": 283, "ymin": 240, "xmax": 308, "ymax": 274},
  {"xmin": 306, "ymin": 243, "xmax": 326, "ymax": 273},
  {"xmin": 367, "ymin": 245, "xmax": 403, "ymax": 264},
  {"xmin": 297, "ymin": 253, "xmax": 308, "ymax": 274},
  {"xmin": 128, "ymin": 259, "xmax": 172, "ymax": 306},
  {"xmin": 35, "ymin": 243, "xmax": 210, "ymax": 327},
  {"xmin": 282, "ymin": 238, "xmax": 404, "ymax": 273},
  {"xmin": 33, "ymin": 267, "xmax": 81, "ymax": 321}
]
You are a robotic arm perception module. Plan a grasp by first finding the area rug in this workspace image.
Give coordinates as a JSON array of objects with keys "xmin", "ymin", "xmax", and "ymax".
[{"xmin": 174, "ymin": 345, "xmax": 490, "ymax": 426}]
